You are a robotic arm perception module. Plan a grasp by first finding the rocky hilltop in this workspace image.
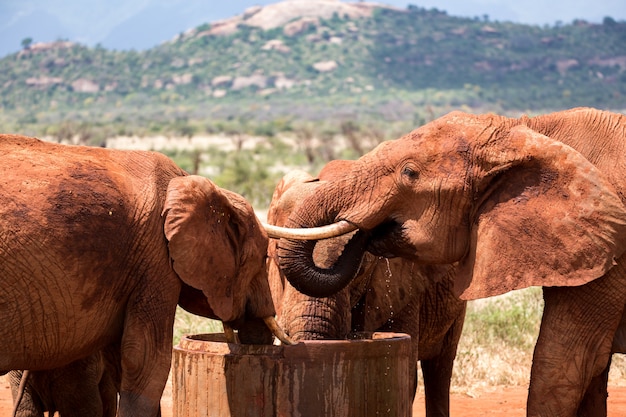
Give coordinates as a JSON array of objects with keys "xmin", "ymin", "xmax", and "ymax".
[{"xmin": 180, "ymin": 0, "xmax": 394, "ymax": 37}]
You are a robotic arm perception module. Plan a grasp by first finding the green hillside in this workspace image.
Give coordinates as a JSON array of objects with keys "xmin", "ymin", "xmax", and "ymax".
[{"xmin": 0, "ymin": 3, "xmax": 625, "ymax": 140}]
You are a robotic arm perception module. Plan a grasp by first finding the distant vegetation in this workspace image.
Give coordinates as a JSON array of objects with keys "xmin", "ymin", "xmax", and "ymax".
[
  {"xmin": 1, "ymin": 5, "xmax": 624, "ymax": 140},
  {"xmin": 1, "ymin": 3, "xmax": 625, "ymax": 206}
]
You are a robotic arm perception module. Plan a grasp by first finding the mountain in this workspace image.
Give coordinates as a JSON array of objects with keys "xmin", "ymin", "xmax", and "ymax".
[{"xmin": 0, "ymin": 0, "xmax": 625, "ymax": 140}]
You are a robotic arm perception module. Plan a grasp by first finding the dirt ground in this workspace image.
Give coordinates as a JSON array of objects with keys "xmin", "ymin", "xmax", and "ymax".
[
  {"xmin": 2, "ymin": 375, "xmax": 626, "ymax": 417},
  {"xmin": 415, "ymin": 386, "xmax": 626, "ymax": 416}
]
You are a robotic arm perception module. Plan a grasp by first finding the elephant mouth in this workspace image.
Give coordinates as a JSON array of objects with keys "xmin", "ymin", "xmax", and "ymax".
[
  {"xmin": 223, "ymin": 317, "xmax": 273, "ymax": 345},
  {"xmin": 223, "ymin": 316, "xmax": 293, "ymax": 345},
  {"xmin": 300, "ymin": 219, "xmax": 417, "ymax": 261},
  {"xmin": 277, "ymin": 217, "xmax": 419, "ymax": 299},
  {"xmin": 366, "ymin": 221, "xmax": 418, "ymax": 259}
]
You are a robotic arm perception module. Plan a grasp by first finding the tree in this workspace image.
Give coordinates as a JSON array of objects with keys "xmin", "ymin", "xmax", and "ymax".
[
  {"xmin": 21, "ymin": 37, "xmax": 33, "ymax": 50},
  {"xmin": 603, "ymin": 16, "xmax": 617, "ymax": 27}
]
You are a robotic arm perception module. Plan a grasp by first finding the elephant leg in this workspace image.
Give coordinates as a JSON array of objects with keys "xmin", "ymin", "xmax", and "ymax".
[
  {"xmin": 420, "ymin": 314, "xmax": 465, "ymax": 417},
  {"xmin": 577, "ymin": 356, "xmax": 610, "ymax": 417},
  {"xmin": 101, "ymin": 376, "xmax": 119, "ymax": 417},
  {"xmin": 118, "ymin": 339, "xmax": 171, "ymax": 416},
  {"xmin": 528, "ymin": 266, "xmax": 626, "ymax": 417},
  {"xmin": 101, "ymin": 345, "xmax": 121, "ymax": 417},
  {"xmin": 421, "ymin": 359, "xmax": 451, "ymax": 417},
  {"xmin": 611, "ymin": 306, "xmax": 626, "ymax": 353},
  {"xmin": 48, "ymin": 354, "xmax": 107, "ymax": 417},
  {"xmin": 118, "ymin": 292, "xmax": 177, "ymax": 417}
]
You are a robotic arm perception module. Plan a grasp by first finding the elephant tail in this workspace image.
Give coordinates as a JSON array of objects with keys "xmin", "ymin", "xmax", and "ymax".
[{"xmin": 11, "ymin": 369, "xmax": 30, "ymax": 417}]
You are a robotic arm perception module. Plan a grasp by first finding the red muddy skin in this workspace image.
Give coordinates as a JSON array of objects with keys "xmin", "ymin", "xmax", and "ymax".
[{"xmin": 0, "ymin": 135, "xmax": 278, "ymax": 417}]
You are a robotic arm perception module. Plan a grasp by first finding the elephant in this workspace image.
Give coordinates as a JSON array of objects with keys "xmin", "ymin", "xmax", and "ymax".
[
  {"xmin": 266, "ymin": 167, "xmax": 467, "ymax": 417},
  {"xmin": 0, "ymin": 135, "xmax": 292, "ymax": 417},
  {"xmin": 269, "ymin": 107, "xmax": 626, "ymax": 416},
  {"xmin": 9, "ymin": 346, "xmax": 120, "ymax": 417}
]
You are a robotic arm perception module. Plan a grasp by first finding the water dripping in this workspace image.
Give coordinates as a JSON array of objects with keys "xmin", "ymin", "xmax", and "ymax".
[{"xmin": 384, "ymin": 258, "xmax": 394, "ymax": 322}]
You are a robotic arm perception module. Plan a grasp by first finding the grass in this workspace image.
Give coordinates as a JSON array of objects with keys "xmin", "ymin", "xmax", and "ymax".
[
  {"xmin": 449, "ymin": 288, "xmax": 543, "ymax": 391},
  {"xmin": 173, "ymin": 307, "xmax": 223, "ymax": 345},
  {"xmin": 445, "ymin": 287, "xmax": 626, "ymax": 392}
]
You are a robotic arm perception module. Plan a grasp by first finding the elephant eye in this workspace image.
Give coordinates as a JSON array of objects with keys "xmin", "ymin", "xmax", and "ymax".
[{"xmin": 401, "ymin": 165, "xmax": 419, "ymax": 181}]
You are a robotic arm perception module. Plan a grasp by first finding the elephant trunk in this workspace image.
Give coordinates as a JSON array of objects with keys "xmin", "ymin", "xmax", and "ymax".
[
  {"xmin": 277, "ymin": 160, "xmax": 391, "ymax": 299},
  {"xmin": 278, "ymin": 227, "xmax": 370, "ymax": 299},
  {"xmin": 233, "ymin": 267, "xmax": 294, "ymax": 345},
  {"xmin": 278, "ymin": 279, "xmax": 353, "ymax": 341}
]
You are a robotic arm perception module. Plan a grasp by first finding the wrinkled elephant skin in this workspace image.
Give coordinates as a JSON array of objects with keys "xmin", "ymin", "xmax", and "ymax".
[
  {"xmin": 0, "ymin": 135, "xmax": 277, "ymax": 417},
  {"xmin": 278, "ymin": 107, "xmax": 626, "ymax": 416},
  {"xmin": 268, "ymin": 169, "xmax": 466, "ymax": 417}
]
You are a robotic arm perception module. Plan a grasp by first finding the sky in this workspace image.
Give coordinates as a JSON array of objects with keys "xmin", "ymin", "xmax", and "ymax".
[{"xmin": 1, "ymin": 0, "xmax": 625, "ymax": 58}]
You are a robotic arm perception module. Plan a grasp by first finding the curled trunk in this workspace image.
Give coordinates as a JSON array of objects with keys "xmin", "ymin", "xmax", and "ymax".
[
  {"xmin": 278, "ymin": 229, "xmax": 369, "ymax": 298},
  {"xmin": 276, "ymin": 165, "xmax": 386, "ymax": 299}
]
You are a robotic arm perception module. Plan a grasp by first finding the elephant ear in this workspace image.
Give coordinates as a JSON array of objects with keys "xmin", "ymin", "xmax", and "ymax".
[
  {"xmin": 268, "ymin": 170, "xmax": 316, "ymax": 227},
  {"xmin": 457, "ymin": 125, "xmax": 626, "ymax": 300},
  {"xmin": 162, "ymin": 175, "xmax": 243, "ymax": 321}
]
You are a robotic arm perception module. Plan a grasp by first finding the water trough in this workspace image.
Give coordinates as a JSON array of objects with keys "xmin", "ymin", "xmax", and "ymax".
[{"xmin": 173, "ymin": 332, "xmax": 412, "ymax": 417}]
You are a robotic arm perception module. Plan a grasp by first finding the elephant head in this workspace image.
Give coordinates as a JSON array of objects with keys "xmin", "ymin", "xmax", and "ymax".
[
  {"xmin": 275, "ymin": 109, "xmax": 626, "ymax": 300},
  {"xmin": 267, "ymin": 167, "xmax": 468, "ymax": 415},
  {"xmin": 162, "ymin": 175, "xmax": 289, "ymax": 344}
]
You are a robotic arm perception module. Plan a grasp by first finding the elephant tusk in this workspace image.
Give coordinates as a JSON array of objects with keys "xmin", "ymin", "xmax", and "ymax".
[
  {"xmin": 262, "ymin": 220, "xmax": 358, "ymax": 240},
  {"xmin": 222, "ymin": 322, "xmax": 239, "ymax": 344},
  {"xmin": 263, "ymin": 316, "xmax": 295, "ymax": 345}
]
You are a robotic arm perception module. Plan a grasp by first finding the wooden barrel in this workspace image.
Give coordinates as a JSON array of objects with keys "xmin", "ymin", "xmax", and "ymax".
[{"xmin": 173, "ymin": 332, "xmax": 412, "ymax": 417}]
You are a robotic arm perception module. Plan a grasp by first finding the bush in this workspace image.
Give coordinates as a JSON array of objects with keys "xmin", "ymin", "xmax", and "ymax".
[{"xmin": 448, "ymin": 287, "xmax": 543, "ymax": 389}]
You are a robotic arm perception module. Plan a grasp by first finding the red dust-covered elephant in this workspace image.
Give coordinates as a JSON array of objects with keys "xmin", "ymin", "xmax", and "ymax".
[
  {"xmin": 271, "ymin": 108, "xmax": 626, "ymax": 416},
  {"xmin": 266, "ymin": 167, "xmax": 467, "ymax": 417},
  {"xmin": 0, "ymin": 135, "xmax": 291, "ymax": 417}
]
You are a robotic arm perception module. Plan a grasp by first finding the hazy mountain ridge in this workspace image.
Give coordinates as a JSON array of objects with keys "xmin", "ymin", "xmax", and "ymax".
[{"xmin": 1, "ymin": 0, "xmax": 625, "ymax": 135}]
